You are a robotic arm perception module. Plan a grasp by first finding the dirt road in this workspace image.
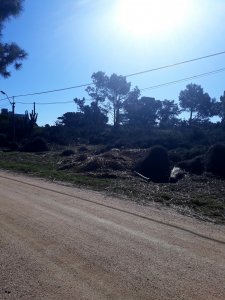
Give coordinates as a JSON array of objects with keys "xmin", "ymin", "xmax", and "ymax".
[{"xmin": 0, "ymin": 170, "xmax": 225, "ymax": 299}]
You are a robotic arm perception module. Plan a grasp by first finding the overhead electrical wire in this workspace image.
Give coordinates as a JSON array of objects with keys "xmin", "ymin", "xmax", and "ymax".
[
  {"xmin": 0, "ymin": 103, "xmax": 11, "ymax": 109},
  {"xmin": 140, "ymin": 67, "xmax": 225, "ymax": 91},
  {"xmin": 16, "ymin": 98, "xmax": 93, "ymax": 105},
  {"xmin": 16, "ymin": 100, "xmax": 75, "ymax": 105},
  {"xmin": 13, "ymin": 67, "xmax": 225, "ymax": 106},
  {"xmin": 125, "ymin": 50, "xmax": 225, "ymax": 78},
  {"xmin": 0, "ymin": 50, "xmax": 225, "ymax": 104},
  {"xmin": 13, "ymin": 83, "xmax": 92, "ymax": 98},
  {"xmin": 0, "ymin": 50, "xmax": 223, "ymax": 100}
]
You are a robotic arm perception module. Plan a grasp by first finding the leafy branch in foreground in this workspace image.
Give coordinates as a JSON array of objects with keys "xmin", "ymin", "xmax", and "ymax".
[{"xmin": 0, "ymin": 0, "xmax": 27, "ymax": 78}]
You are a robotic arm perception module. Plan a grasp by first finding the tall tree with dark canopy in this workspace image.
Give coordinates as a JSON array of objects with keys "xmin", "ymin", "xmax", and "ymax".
[
  {"xmin": 56, "ymin": 97, "xmax": 108, "ymax": 142},
  {"xmin": 157, "ymin": 99, "xmax": 180, "ymax": 128},
  {"xmin": 179, "ymin": 83, "xmax": 214, "ymax": 124},
  {"xmin": 124, "ymin": 96, "xmax": 161, "ymax": 129},
  {"xmin": 107, "ymin": 73, "xmax": 131, "ymax": 127},
  {"xmin": 0, "ymin": 0, "xmax": 27, "ymax": 78},
  {"xmin": 85, "ymin": 71, "xmax": 108, "ymax": 108},
  {"xmin": 218, "ymin": 91, "xmax": 225, "ymax": 124},
  {"xmin": 86, "ymin": 72, "xmax": 134, "ymax": 127},
  {"xmin": 74, "ymin": 97, "xmax": 108, "ymax": 133}
]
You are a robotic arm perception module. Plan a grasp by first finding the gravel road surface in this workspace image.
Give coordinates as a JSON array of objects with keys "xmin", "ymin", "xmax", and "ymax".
[{"xmin": 0, "ymin": 170, "xmax": 225, "ymax": 299}]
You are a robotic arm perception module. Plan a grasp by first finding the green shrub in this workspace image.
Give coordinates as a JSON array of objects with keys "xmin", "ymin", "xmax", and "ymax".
[
  {"xmin": 76, "ymin": 153, "xmax": 87, "ymax": 162},
  {"xmin": 168, "ymin": 147, "xmax": 189, "ymax": 163},
  {"xmin": 78, "ymin": 146, "xmax": 88, "ymax": 152},
  {"xmin": 177, "ymin": 155, "xmax": 205, "ymax": 175},
  {"xmin": 185, "ymin": 145, "xmax": 208, "ymax": 160},
  {"xmin": 0, "ymin": 133, "xmax": 8, "ymax": 147},
  {"xmin": 135, "ymin": 146, "xmax": 170, "ymax": 183},
  {"xmin": 89, "ymin": 135, "xmax": 105, "ymax": 144},
  {"xmin": 21, "ymin": 137, "xmax": 49, "ymax": 152},
  {"xmin": 60, "ymin": 149, "xmax": 75, "ymax": 157},
  {"xmin": 206, "ymin": 144, "xmax": 225, "ymax": 178},
  {"xmin": 188, "ymin": 127, "xmax": 207, "ymax": 143},
  {"xmin": 7, "ymin": 141, "xmax": 19, "ymax": 151}
]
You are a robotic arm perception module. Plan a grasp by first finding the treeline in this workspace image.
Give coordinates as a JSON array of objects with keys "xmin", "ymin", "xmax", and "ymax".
[
  {"xmin": 1, "ymin": 2, "xmax": 224, "ymax": 152},
  {"xmin": 44, "ymin": 71, "xmax": 225, "ymax": 149},
  {"xmin": 1, "ymin": 71, "xmax": 225, "ymax": 150}
]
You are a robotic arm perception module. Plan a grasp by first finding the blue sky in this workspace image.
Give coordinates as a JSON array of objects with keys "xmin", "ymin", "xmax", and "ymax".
[{"xmin": 1, "ymin": 0, "xmax": 225, "ymax": 125}]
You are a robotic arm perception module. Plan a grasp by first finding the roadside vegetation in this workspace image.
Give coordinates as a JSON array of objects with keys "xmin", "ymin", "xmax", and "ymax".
[
  {"xmin": 1, "ymin": 73, "xmax": 225, "ymax": 225},
  {"xmin": 0, "ymin": 143, "xmax": 224, "ymax": 224},
  {"xmin": 0, "ymin": 1, "xmax": 225, "ymax": 224}
]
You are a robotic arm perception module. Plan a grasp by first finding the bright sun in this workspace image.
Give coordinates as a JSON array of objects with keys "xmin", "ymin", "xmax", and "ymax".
[{"xmin": 115, "ymin": 0, "xmax": 191, "ymax": 38}]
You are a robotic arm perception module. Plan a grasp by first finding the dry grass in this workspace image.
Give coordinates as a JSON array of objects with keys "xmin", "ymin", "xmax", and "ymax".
[{"xmin": 0, "ymin": 149, "xmax": 224, "ymax": 224}]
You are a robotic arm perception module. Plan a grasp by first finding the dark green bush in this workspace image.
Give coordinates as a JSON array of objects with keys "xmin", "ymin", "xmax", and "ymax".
[
  {"xmin": 135, "ymin": 146, "xmax": 170, "ymax": 183},
  {"xmin": 188, "ymin": 127, "xmax": 207, "ymax": 143},
  {"xmin": 185, "ymin": 145, "xmax": 208, "ymax": 160},
  {"xmin": 0, "ymin": 133, "xmax": 8, "ymax": 147},
  {"xmin": 78, "ymin": 146, "xmax": 88, "ymax": 152},
  {"xmin": 60, "ymin": 149, "xmax": 75, "ymax": 157},
  {"xmin": 7, "ymin": 141, "xmax": 19, "ymax": 151},
  {"xmin": 20, "ymin": 137, "xmax": 49, "ymax": 152},
  {"xmin": 89, "ymin": 135, "xmax": 105, "ymax": 144},
  {"xmin": 177, "ymin": 155, "xmax": 205, "ymax": 175},
  {"xmin": 76, "ymin": 153, "xmax": 87, "ymax": 162},
  {"xmin": 168, "ymin": 147, "xmax": 189, "ymax": 163},
  {"xmin": 206, "ymin": 144, "xmax": 225, "ymax": 178}
]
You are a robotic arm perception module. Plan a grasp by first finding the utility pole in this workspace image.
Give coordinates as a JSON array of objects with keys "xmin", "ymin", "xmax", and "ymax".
[
  {"xmin": 1, "ymin": 91, "xmax": 16, "ymax": 141},
  {"xmin": 12, "ymin": 97, "xmax": 15, "ymax": 142}
]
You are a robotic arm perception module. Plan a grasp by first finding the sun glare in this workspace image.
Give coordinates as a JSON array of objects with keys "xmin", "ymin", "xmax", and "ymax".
[{"xmin": 115, "ymin": 0, "xmax": 190, "ymax": 38}]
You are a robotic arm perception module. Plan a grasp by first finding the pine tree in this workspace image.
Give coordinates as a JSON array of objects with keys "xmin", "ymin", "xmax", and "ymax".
[{"xmin": 0, "ymin": 0, "xmax": 27, "ymax": 78}]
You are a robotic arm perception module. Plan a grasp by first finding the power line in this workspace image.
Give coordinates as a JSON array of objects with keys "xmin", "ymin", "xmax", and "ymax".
[
  {"xmin": 16, "ymin": 98, "xmax": 92, "ymax": 105},
  {"xmin": 0, "ymin": 99, "xmax": 9, "ymax": 104},
  {"xmin": 0, "ymin": 50, "xmax": 223, "ymax": 100},
  {"xmin": 13, "ymin": 83, "xmax": 92, "ymax": 99},
  {"xmin": 0, "ymin": 103, "xmax": 11, "ymax": 109},
  {"xmin": 125, "ymin": 50, "xmax": 225, "ymax": 78},
  {"xmin": 16, "ymin": 100, "xmax": 75, "ymax": 105},
  {"xmin": 7, "ymin": 67, "xmax": 225, "ymax": 106},
  {"xmin": 140, "ymin": 67, "xmax": 225, "ymax": 91}
]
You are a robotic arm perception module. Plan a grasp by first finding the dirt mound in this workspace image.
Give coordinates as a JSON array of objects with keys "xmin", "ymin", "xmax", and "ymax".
[{"xmin": 57, "ymin": 149, "xmax": 135, "ymax": 177}]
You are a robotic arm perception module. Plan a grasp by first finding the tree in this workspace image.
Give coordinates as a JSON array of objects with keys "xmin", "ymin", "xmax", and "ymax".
[
  {"xmin": 218, "ymin": 91, "xmax": 225, "ymax": 124},
  {"xmin": 85, "ymin": 71, "xmax": 134, "ymax": 127},
  {"xmin": 0, "ymin": 111, "xmax": 11, "ymax": 137},
  {"xmin": 124, "ymin": 96, "xmax": 161, "ymax": 129},
  {"xmin": 121, "ymin": 86, "xmax": 140, "ymax": 125},
  {"xmin": 57, "ymin": 98, "xmax": 108, "ymax": 142},
  {"xmin": 157, "ymin": 99, "xmax": 180, "ymax": 128},
  {"xmin": 179, "ymin": 83, "xmax": 214, "ymax": 124},
  {"xmin": 85, "ymin": 71, "xmax": 108, "ymax": 107},
  {"xmin": 0, "ymin": 0, "xmax": 27, "ymax": 78},
  {"xmin": 57, "ymin": 112, "xmax": 84, "ymax": 128},
  {"xmin": 107, "ymin": 73, "xmax": 131, "ymax": 127},
  {"xmin": 74, "ymin": 97, "xmax": 108, "ymax": 132}
]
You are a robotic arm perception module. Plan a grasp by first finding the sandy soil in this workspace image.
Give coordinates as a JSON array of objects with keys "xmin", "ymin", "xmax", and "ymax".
[{"xmin": 0, "ymin": 170, "xmax": 225, "ymax": 300}]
